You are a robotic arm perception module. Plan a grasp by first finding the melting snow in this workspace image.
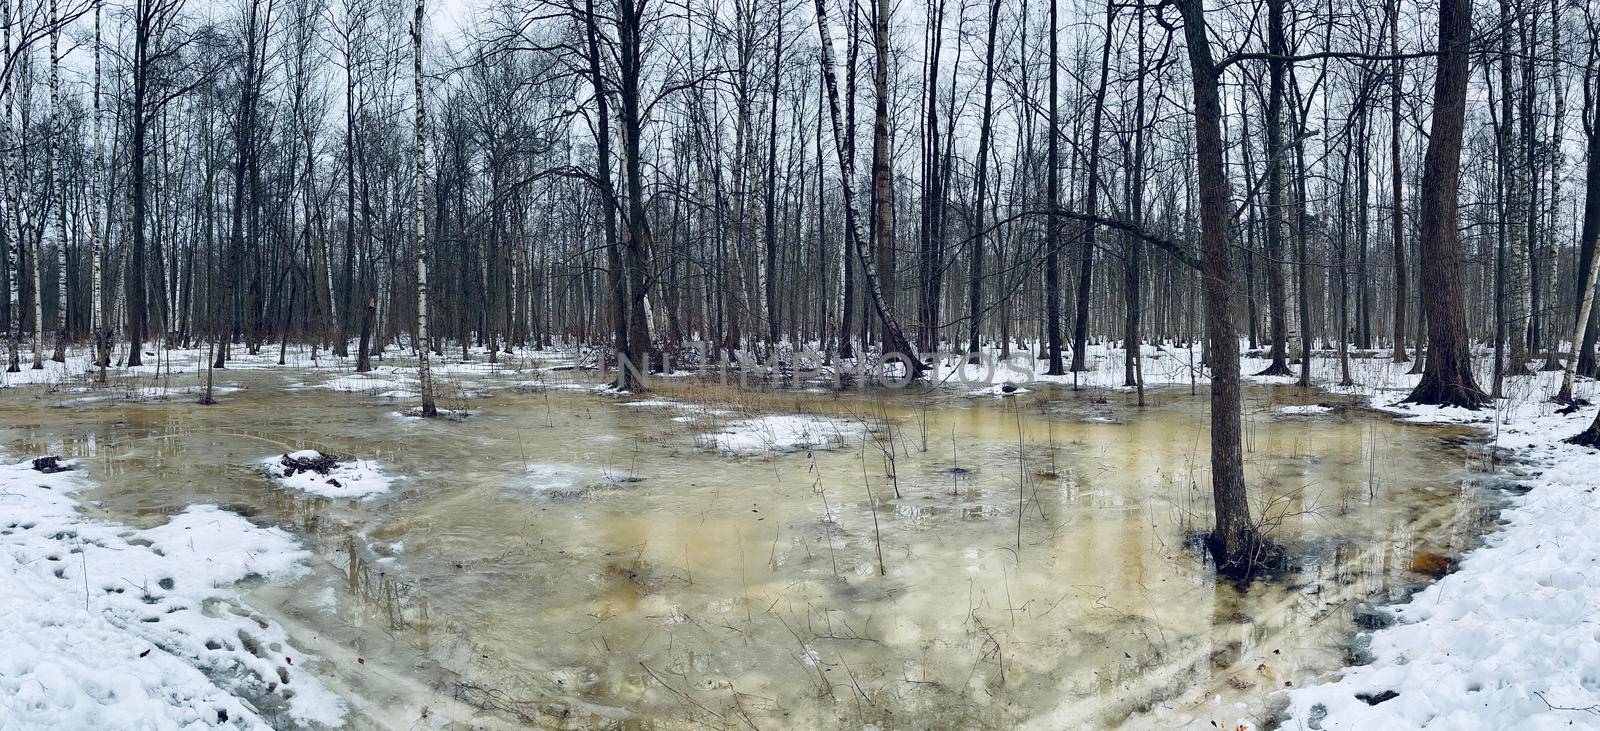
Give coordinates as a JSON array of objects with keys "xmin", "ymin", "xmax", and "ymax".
[
  {"xmin": 699, "ymin": 415, "xmax": 858, "ymax": 454},
  {"xmin": 0, "ymin": 457, "xmax": 345, "ymax": 728},
  {"xmin": 262, "ymin": 450, "xmax": 392, "ymax": 499}
]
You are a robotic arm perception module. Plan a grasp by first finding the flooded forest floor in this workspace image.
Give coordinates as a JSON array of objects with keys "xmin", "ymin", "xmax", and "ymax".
[{"xmin": 0, "ymin": 342, "xmax": 1592, "ymax": 730}]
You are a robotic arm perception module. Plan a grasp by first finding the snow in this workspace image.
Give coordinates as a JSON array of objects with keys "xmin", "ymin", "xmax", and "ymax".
[
  {"xmin": 0, "ymin": 356, "xmax": 92, "ymax": 389},
  {"xmin": 125, "ymin": 384, "xmax": 243, "ymax": 401},
  {"xmin": 262, "ymin": 450, "xmax": 393, "ymax": 499},
  {"xmin": 619, "ymin": 398, "xmax": 729, "ymax": 420},
  {"xmin": 619, "ymin": 398, "xmax": 684, "ymax": 408},
  {"xmin": 391, "ymin": 407, "xmax": 469, "ymax": 421},
  {"xmin": 1282, "ymin": 449, "xmax": 1600, "ymax": 729},
  {"xmin": 699, "ymin": 414, "xmax": 860, "ymax": 454},
  {"xmin": 964, "ymin": 382, "xmax": 1032, "ymax": 398},
  {"xmin": 0, "ymin": 457, "xmax": 345, "ymax": 728},
  {"xmin": 1272, "ymin": 361, "xmax": 1600, "ymax": 730},
  {"xmin": 1275, "ymin": 404, "xmax": 1334, "ymax": 415},
  {"xmin": 313, "ymin": 373, "xmax": 417, "ymax": 399}
]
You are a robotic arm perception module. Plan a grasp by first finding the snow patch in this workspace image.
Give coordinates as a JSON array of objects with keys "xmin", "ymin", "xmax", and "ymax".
[
  {"xmin": 0, "ymin": 457, "xmax": 345, "ymax": 728},
  {"xmin": 699, "ymin": 415, "xmax": 858, "ymax": 454},
  {"xmin": 965, "ymin": 383, "xmax": 1031, "ymax": 398},
  {"xmin": 262, "ymin": 450, "xmax": 393, "ymax": 499},
  {"xmin": 1275, "ymin": 404, "xmax": 1333, "ymax": 416},
  {"xmin": 1272, "ymin": 359, "xmax": 1600, "ymax": 729},
  {"xmin": 315, "ymin": 374, "xmax": 416, "ymax": 399}
]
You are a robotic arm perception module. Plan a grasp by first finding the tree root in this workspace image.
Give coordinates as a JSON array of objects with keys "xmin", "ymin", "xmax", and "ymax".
[
  {"xmin": 1254, "ymin": 361, "xmax": 1295, "ymax": 377},
  {"xmin": 1205, "ymin": 529, "xmax": 1288, "ymax": 582},
  {"xmin": 1404, "ymin": 374, "xmax": 1491, "ymax": 409}
]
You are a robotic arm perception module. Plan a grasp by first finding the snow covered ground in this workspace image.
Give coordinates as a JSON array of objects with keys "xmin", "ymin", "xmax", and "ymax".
[
  {"xmin": 0, "ymin": 457, "xmax": 344, "ymax": 729},
  {"xmin": 261, "ymin": 450, "xmax": 393, "ymax": 500}
]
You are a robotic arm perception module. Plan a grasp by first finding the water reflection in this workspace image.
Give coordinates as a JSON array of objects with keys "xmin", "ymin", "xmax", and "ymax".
[{"xmin": 0, "ymin": 360, "xmax": 1503, "ymax": 729}]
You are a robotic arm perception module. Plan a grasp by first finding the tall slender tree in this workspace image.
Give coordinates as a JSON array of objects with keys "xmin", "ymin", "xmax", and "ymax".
[{"xmin": 413, "ymin": 0, "xmax": 436, "ymax": 416}]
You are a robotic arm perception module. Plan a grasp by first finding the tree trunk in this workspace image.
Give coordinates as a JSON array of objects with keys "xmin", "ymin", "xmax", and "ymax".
[
  {"xmin": 1123, "ymin": 10, "xmax": 1147, "ymax": 394},
  {"xmin": 1561, "ymin": 60, "xmax": 1600, "ymax": 409},
  {"xmin": 48, "ymin": 0, "xmax": 63, "ymax": 363},
  {"xmin": 964, "ymin": 0, "xmax": 1001, "ymax": 364},
  {"xmin": 812, "ymin": 0, "xmax": 923, "ymax": 380},
  {"xmin": 764, "ymin": 5, "xmax": 783, "ymax": 351},
  {"xmin": 91, "ymin": 0, "xmax": 106, "ymax": 380},
  {"xmin": 1256, "ymin": 0, "xmax": 1293, "ymax": 377},
  {"xmin": 1405, "ymin": 0, "xmax": 1489, "ymax": 408},
  {"xmin": 1389, "ymin": 0, "xmax": 1408, "ymax": 363},
  {"xmin": 583, "ymin": 0, "xmax": 627, "ymax": 387},
  {"xmin": 617, "ymin": 0, "xmax": 655, "ymax": 389},
  {"xmin": 413, "ymin": 0, "xmax": 437, "ymax": 416},
  {"xmin": 1177, "ymin": 0, "xmax": 1266, "ymax": 576},
  {"xmin": 1070, "ymin": 0, "xmax": 1115, "ymax": 373},
  {"xmin": 1042, "ymin": 0, "xmax": 1063, "ymax": 375}
]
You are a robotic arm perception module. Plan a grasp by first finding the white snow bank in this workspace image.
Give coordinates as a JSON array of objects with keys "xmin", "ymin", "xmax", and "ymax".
[
  {"xmin": 1283, "ymin": 444, "xmax": 1600, "ymax": 729},
  {"xmin": 0, "ymin": 457, "xmax": 344, "ymax": 728},
  {"xmin": 263, "ymin": 450, "xmax": 392, "ymax": 499},
  {"xmin": 1273, "ymin": 360, "xmax": 1600, "ymax": 729},
  {"xmin": 699, "ymin": 415, "xmax": 858, "ymax": 454}
]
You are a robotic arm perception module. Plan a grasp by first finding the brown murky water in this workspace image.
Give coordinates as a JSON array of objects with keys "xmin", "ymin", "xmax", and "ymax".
[{"xmin": 0, "ymin": 349, "xmax": 1505, "ymax": 729}]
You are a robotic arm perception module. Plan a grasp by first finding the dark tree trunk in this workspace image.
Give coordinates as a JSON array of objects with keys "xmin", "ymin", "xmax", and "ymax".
[
  {"xmin": 1256, "ymin": 0, "xmax": 1293, "ymax": 377},
  {"xmin": 1177, "ymin": 0, "xmax": 1266, "ymax": 577},
  {"xmin": 1042, "ymin": 0, "xmax": 1062, "ymax": 375},
  {"xmin": 1389, "ymin": 0, "xmax": 1408, "ymax": 363},
  {"xmin": 1070, "ymin": 0, "xmax": 1115, "ymax": 373},
  {"xmin": 764, "ymin": 7, "xmax": 782, "ymax": 350},
  {"xmin": 1564, "ymin": 60, "xmax": 1600, "ymax": 430},
  {"xmin": 1405, "ymin": 0, "xmax": 1489, "ymax": 408},
  {"xmin": 617, "ymin": 0, "xmax": 654, "ymax": 389},
  {"xmin": 585, "ymin": 0, "xmax": 627, "ymax": 387},
  {"xmin": 964, "ymin": 0, "xmax": 1001, "ymax": 364},
  {"xmin": 1123, "ymin": 10, "xmax": 1147, "ymax": 392}
]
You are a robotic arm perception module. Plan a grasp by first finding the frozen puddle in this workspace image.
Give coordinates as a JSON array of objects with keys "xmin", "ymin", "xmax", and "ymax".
[
  {"xmin": 0, "ymin": 362, "xmax": 1521, "ymax": 729},
  {"xmin": 124, "ymin": 385, "xmax": 243, "ymax": 401},
  {"xmin": 0, "ymin": 457, "xmax": 344, "ymax": 728},
  {"xmin": 517, "ymin": 463, "xmax": 615, "ymax": 497},
  {"xmin": 620, "ymin": 398, "xmax": 729, "ymax": 421},
  {"xmin": 698, "ymin": 414, "xmax": 859, "ymax": 454},
  {"xmin": 262, "ymin": 450, "xmax": 392, "ymax": 499},
  {"xmin": 1275, "ymin": 404, "xmax": 1334, "ymax": 416}
]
